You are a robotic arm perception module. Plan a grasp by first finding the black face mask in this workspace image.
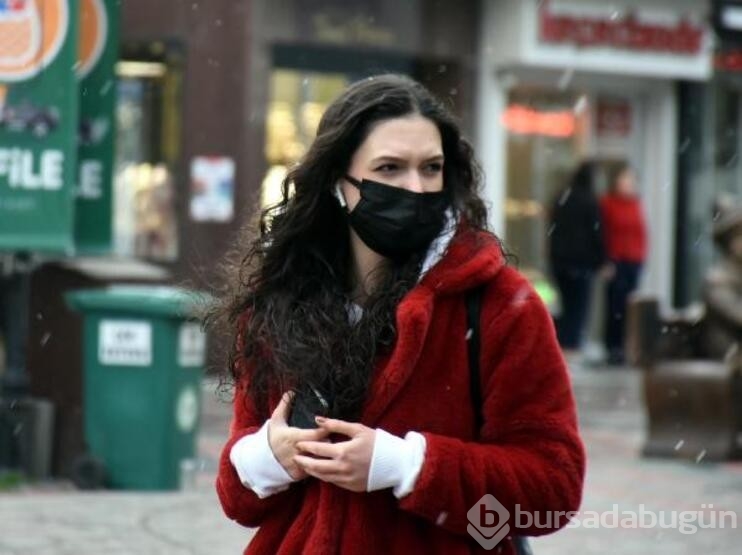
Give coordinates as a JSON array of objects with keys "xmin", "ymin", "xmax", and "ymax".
[{"xmin": 340, "ymin": 174, "xmax": 450, "ymax": 261}]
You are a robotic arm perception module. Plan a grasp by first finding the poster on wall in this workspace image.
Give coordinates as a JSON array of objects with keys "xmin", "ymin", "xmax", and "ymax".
[
  {"xmin": 189, "ymin": 156, "xmax": 235, "ymax": 223},
  {"xmin": 75, "ymin": 0, "xmax": 119, "ymax": 253},
  {"xmin": 0, "ymin": 0, "xmax": 80, "ymax": 253}
]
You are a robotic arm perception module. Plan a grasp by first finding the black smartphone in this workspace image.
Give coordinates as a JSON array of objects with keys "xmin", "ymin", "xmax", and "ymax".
[{"xmin": 287, "ymin": 385, "xmax": 330, "ymax": 429}]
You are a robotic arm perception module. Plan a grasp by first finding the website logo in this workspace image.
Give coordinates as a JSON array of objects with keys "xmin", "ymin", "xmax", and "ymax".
[{"xmin": 467, "ymin": 494, "xmax": 511, "ymax": 550}]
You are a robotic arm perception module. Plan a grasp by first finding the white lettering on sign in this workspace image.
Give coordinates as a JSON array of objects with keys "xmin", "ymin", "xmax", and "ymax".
[
  {"xmin": 98, "ymin": 320, "xmax": 152, "ymax": 367},
  {"xmin": 78, "ymin": 160, "xmax": 103, "ymax": 199},
  {"xmin": 0, "ymin": 148, "xmax": 64, "ymax": 190},
  {"xmin": 178, "ymin": 323, "xmax": 206, "ymax": 367}
]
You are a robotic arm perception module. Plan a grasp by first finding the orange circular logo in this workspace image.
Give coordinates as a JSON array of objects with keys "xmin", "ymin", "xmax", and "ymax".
[
  {"xmin": 78, "ymin": 0, "xmax": 106, "ymax": 78},
  {"xmin": 0, "ymin": 0, "xmax": 69, "ymax": 83}
]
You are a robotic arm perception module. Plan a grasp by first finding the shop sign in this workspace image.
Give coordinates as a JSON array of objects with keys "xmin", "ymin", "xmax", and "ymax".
[
  {"xmin": 0, "ymin": 0, "xmax": 118, "ymax": 253},
  {"xmin": 500, "ymin": 104, "xmax": 575, "ymax": 138},
  {"xmin": 715, "ymin": 49, "xmax": 742, "ymax": 71},
  {"xmin": 539, "ymin": 0, "xmax": 704, "ymax": 55},
  {"xmin": 76, "ymin": 0, "xmax": 119, "ymax": 253},
  {"xmin": 189, "ymin": 156, "xmax": 235, "ymax": 223},
  {"xmin": 713, "ymin": 1, "xmax": 742, "ymax": 47},
  {"xmin": 0, "ymin": 0, "xmax": 79, "ymax": 252},
  {"xmin": 294, "ymin": 0, "xmax": 417, "ymax": 50},
  {"xmin": 596, "ymin": 98, "xmax": 631, "ymax": 138},
  {"xmin": 312, "ymin": 13, "xmax": 396, "ymax": 47}
]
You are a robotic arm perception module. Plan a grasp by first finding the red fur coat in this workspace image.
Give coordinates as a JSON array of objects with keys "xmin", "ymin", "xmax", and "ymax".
[{"xmin": 216, "ymin": 227, "xmax": 586, "ymax": 554}]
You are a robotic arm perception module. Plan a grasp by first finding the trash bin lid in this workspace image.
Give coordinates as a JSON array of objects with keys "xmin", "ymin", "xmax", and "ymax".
[{"xmin": 65, "ymin": 285, "xmax": 211, "ymax": 319}]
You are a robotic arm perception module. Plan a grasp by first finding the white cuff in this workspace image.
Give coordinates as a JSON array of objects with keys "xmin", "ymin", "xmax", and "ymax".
[
  {"xmin": 229, "ymin": 420, "xmax": 295, "ymax": 499},
  {"xmin": 367, "ymin": 429, "xmax": 427, "ymax": 498}
]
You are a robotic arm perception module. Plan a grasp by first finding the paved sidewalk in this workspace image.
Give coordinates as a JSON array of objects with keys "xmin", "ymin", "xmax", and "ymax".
[
  {"xmin": 0, "ymin": 491, "xmax": 248, "ymax": 555},
  {"xmin": 0, "ymin": 379, "xmax": 250, "ymax": 555},
  {"xmin": 532, "ymin": 365, "xmax": 742, "ymax": 555},
  {"xmin": 1, "ymin": 369, "xmax": 741, "ymax": 554}
]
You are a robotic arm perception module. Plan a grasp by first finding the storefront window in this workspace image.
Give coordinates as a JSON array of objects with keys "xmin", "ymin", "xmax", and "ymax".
[
  {"xmin": 503, "ymin": 88, "xmax": 590, "ymax": 278},
  {"xmin": 261, "ymin": 70, "xmax": 349, "ymax": 209},
  {"xmin": 503, "ymin": 86, "xmax": 646, "ymax": 293},
  {"xmin": 113, "ymin": 60, "xmax": 180, "ymax": 261}
]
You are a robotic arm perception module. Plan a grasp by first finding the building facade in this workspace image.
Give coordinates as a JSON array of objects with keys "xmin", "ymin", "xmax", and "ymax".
[
  {"xmin": 118, "ymin": 0, "xmax": 482, "ymax": 287},
  {"xmin": 675, "ymin": 0, "xmax": 742, "ymax": 307},
  {"xmin": 476, "ymin": 0, "xmax": 713, "ymax": 311}
]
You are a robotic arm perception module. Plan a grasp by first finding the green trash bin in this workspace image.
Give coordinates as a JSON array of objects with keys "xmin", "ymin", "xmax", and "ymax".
[{"xmin": 65, "ymin": 285, "xmax": 208, "ymax": 490}]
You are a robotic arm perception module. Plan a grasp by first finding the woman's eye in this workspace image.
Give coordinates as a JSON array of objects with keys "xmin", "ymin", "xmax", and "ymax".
[
  {"xmin": 376, "ymin": 164, "xmax": 398, "ymax": 172},
  {"xmin": 425, "ymin": 162, "xmax": 443, "ymax": 173}
]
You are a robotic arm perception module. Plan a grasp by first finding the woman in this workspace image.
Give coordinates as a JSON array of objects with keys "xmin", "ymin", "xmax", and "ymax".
[
  {"xmin": 548, "ymin": 161, "xmax": 605, "ymax": 357},
  {"xmin": 212, "ymin": 75, "xmax": 584, "ymax": 554},
  {"xmin": 600, "ymin": 163, "xmax": 647, "ymax": 366}
]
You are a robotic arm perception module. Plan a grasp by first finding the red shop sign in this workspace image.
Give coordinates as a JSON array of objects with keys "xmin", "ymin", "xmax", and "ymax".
[
  {"xmin": 539, "ymin": 0, "xmax": 704, "ymax": 55},
  {"xmin": 715, "ymin": 49, "xmax": 742, "ymax": 72},
  {"xmin": 596, "ymin": 98, "xmax": 632, "ymax": 138}
]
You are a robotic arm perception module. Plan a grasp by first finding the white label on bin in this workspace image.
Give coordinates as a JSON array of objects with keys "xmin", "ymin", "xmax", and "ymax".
[
  {"xmin": 178, "ymin": 323, "xmax": 206, "ymax": 367},
  {"xmin": 176, "ymin": 386, "xmax": 199, "ymax": 433},
  {"xmin": 98, "ymin": 320, "xmax": 152, "ymax": 366}
]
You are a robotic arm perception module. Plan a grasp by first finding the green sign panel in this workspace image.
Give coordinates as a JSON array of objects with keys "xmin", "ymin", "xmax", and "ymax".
[
  {"xmin": 0, "ymin": 0, "xmax": 80, "ymax": 253},
  {"xmin": 76, "ymin": 0, "xmax": 119, "ymax": 253}
]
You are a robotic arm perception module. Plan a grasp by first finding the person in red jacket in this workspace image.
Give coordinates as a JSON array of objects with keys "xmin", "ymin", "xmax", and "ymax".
[
  {"xmin": 209, "ymin": 74, "xmax": 585, "ymax": 554},
  {"xmin": 600, "ymin": 163, "xmax": 648, "ymax": 365}
]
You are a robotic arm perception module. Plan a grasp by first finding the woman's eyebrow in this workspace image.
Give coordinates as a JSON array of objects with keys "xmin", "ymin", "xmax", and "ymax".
[{"xmin": 370, "ymin": 154, "xmax": 444, "ymax": 164}]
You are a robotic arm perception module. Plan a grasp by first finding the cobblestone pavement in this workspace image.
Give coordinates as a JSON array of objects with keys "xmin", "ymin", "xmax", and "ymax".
[{"xmin": 1, "ymin": 369, "xmax": 741, "ymax": 554}]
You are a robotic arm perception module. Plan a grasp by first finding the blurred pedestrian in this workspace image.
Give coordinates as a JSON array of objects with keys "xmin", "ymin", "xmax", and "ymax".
[
  {"xmin": 548, "ymin": 161, "xmax": 605, "ymax": 359},
  {"xmin": 600, "ymin": 163, "xmax": 647, "ymax": 366},
  {"xmin": 210, "ymin": 74, "xmax": 584, "ymax": 554}
]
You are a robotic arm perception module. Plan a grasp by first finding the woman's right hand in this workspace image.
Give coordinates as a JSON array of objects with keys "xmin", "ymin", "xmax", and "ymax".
[{"xmin": 267, "ymin": 392, "xmax": 330, "ymax": 480}]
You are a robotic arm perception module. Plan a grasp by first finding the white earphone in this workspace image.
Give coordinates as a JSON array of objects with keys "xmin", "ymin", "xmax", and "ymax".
[{"xmin": 334, "ymin": 181, "xmax": 347, "ymax": 208}]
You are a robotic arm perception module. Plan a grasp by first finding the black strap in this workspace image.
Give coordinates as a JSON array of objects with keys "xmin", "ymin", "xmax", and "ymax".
[
  {"xmin": 465, "ymin": 285, "xmax": 485, "ymax": 433},
  {"xmin": 465, "ymin": 286, "xmax": 533, "ymax": 555}
]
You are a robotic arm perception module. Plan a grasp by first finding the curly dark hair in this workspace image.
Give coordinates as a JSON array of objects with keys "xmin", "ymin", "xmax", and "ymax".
[{"xmin": 208, "ymin": 74, "xmax": 491, "ymax": 419}]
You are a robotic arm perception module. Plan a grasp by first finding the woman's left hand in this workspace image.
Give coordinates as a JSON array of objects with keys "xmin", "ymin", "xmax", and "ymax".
[{"xmin": 293, "ymin": 417, "xmax": 375, "ymax": 492}]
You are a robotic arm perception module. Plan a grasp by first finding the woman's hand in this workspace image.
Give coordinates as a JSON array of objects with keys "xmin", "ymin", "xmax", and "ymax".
[
  {"xmin": 267, "ymin": 392, "xmax": 330, "ymax": 480},
  {"xmin": 293, "ymin": 417, "xmax": 376, "ymax": 493}
]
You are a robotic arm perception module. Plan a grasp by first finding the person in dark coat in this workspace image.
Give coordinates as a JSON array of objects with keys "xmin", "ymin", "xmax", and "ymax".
[
  {"xmin": 210, "ymin": 74, "xmax": 585, "ymax": 554},
  {"xmin": 548, "ymin": 161, "xmax": 605, "ymax": 356}
]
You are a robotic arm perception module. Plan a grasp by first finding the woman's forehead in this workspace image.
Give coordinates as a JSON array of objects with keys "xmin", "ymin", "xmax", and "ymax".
[{"xmin": 358, "ymin": 116, "xmax": 442, "ymax": 159}]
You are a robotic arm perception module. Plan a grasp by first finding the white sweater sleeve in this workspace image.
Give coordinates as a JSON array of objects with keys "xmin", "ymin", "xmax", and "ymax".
[
  {"xmin": 367, "ymin": 429, "xmax": 427, "ymax": 498},
  {"xmin": 229, "ymin": 420, "xmax": 296, "ymax": 499}
]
